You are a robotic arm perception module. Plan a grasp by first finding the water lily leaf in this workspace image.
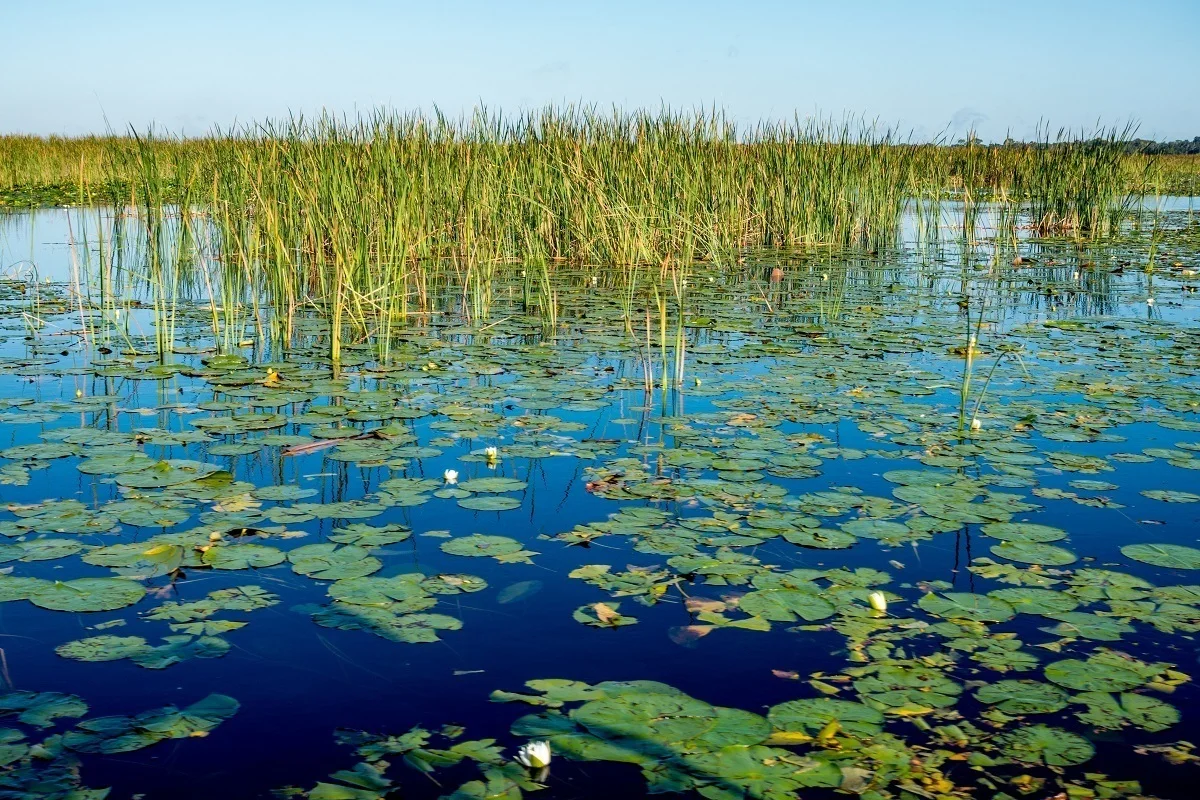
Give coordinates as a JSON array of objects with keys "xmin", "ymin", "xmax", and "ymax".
[
  {"xmin": 304, "ymin": 603, "xmax": 463, "ymax": 643},
  {"xmin": 850, "ymin": 663, "xmax": 961, "ymax": 708},
  {"xmin": 990, "ymin": 541, "xmax": 1077, "ymax": 566},
  {"xmin": 0, "ymin": 691, "xmax": 88, "ymax": 728},
  {"xmin": 1121, "ymin": 543, "xmax": 1200, "ymax": 570},
  {"xmin": 457, "ymin": 496, "xmax": 522, "ymax": 511},
  {"xmin": 441, "ymin": 535, "xmax": 524, "ymax": 559},
  {"xmin": 737, "ymin": 588, "xmax": 835, "ymax": 622},
  {"xmin": 253, "ymin": 485, "xmax": 319, "ymax": 502},
  {"xmin": 1, "ymin": 442, "xmax": 75, "ymax": 461},
  {"xmin": 56, "ymin": 634, "xmax": 230, "ymax": 669},
  {"xmin": 144, "ymin": 585, "xmax": 280, "ymax": 622},
  {"xmin": 688, "ymin": 707, "xmax": 772, "ymax": 749},
  {"xmin": 766, "ymin": 698, "xmax": 884, "ymax": 737},
  {"xmin": 28, "ymin": 578, "xmax": 145, "ymax": 612},
  {"xmin": 290, "ymin": 500, "xmax": 387, "ymax": 520},
  {"xmin": 83, "ymin": 540, "xmax": 194, "ymax": 577},
  {"xmin": 781, "ymin": 528, "xmax": 857, "ymax": 549},
  {"xmin": 1073, "ymin": 691, "xmax": 1180, "ymax": 732},
  {"xmin": 422, "ymin": 574, "xmax": 488, "ymax": 595},
  {"xmin": 77, "ymin": 452, "xmax": 154, "ymax": 475},
  {"xmin": 289, "ymin": 544, "xmax": 382, "ymax": 580},
  {"xmin": 1040, "ymin": 611, "xmax": 1134, "ymax": 641},
  {"xmin": 998, "ymin": 724, "xmax": 1094, "ymax": 766},
  {"xmin": 573, "ymin": 602, "xmax": 638, "ymax": 627},
  {"xmin": 330, "ymin": 523, "xmax": 413, "ymax": 547},
  {"xmin": 918, "ymin": 592, "xmax": 1015, "ymax": 623},
  {"xmin": 328, "ymin": 575, "xmax": 434, "ymax": 608},
  {"xmin": 8, "ymin": 538, "xmax": 83, "ymax": 562},
  {"xmin": 308, "ymin": 762, "xmax": 392, "ymax": 800},
  {"xmin": 1045, "ymin": 654, "xmax": 1152, "ymax": 692},
  {"xmin": 116, "ymin": 459, "xmax": 219, "ymax": 488},
  {"xmin": 573, "ymin": 692, "xmax": 718, "ymax": 743},
  {"xmin": 980, "ymin": 522, "xmax": 1067, "ymax": 543},
  {"xmin": 201, "ymin": 543, "xmax": 286, "ymax": 570},
  {"xmin": 975, "ymin": 680, "xmax": 1068, "ymax": 714},
  {"xmin": 1141, "ymin": 490, "xmax": 1200, "ymax": 503},
  {"xmin": 457, "ymin": 477, "xmax": 527, "ymax": 493},
  {"xmin": 63, "ymin": 693, "xmax": 238, "ymax": 754},
  {"xmin": 989, "ymin": 587, "xmax": 1078, "ymax": 615}
]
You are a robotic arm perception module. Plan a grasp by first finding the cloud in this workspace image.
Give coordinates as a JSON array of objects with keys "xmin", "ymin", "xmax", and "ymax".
[{"xmin": 948, "ymin": 107, "xmax": 988, "ymax": 136}]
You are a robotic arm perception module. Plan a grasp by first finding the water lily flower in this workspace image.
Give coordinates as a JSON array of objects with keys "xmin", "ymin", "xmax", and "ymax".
[
  {"xmin": 1147, "ymin": 297, "xmax": 1155, "ymax": 307},
  {"xmin": 970, "ymin": 418, "xmax": 982, "ymax": 431},
  {"xmin": 515, "ymin": 740, "xmax": 551, "ymax": 769},
  {"xmin": 443, "ymin": 469, "xmax": 459, "ymax": 485},
  {"xmin": 484, "ymin": 446, "xmax": 499, "ymax": 460},
  {"xmin": 868, "ymin": 591, "xmax": 888, "ymax": 613}
]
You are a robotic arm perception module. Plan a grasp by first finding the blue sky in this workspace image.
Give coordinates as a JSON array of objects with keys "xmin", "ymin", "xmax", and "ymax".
[{"xmin": 3, "ymin": 0, "xmax": 1197, "ymax": 141}]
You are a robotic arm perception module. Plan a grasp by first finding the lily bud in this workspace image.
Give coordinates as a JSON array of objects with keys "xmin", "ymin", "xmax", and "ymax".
[{"xmin": 868, "ymin": 591, "xmax": 888, "ymax": 614}]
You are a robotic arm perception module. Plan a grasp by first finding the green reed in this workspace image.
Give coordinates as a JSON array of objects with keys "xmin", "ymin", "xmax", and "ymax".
[{"xmin": 0, "ymin": 108, "xmax": 1170, "ymax": 362}]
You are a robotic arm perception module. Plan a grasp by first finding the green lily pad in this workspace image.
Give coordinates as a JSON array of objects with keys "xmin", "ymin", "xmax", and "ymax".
[
  {"xmin": 457, "ymin": 477, "xmax": 527, "ymax": 493},
  {"xmin": 116, "ymin": 460, "xmax": 220, "ymax": 488},
  {"xmin": 737, "ymin": 588, "xmax": 835, "ymax": 622},
  {"xmin": 457, "ymin": 496, "xmax": 522, "ymax": 512},
  {"xmin": 766, "ymin": 698, "xmax": 884, "ymax": 737},
  {"xmin": 63, "ymin": 693, "xmax": 239, "ymax": 754},
  {"xmin": 201, "ymin": 543, "xmax": 286, "ymax": 570},
  {"xmin": 1040, "ymin": 611, "xmax": 1135, "ymax": 641},
  {"xmin": 998, "ymin": 724, "xmax": 1094, "ymax": 766},
  {"xmin": 918, "ymin": 592, "xmax": 1015, "ymax": 623},
  {"xmin": 989, "ymin": 587, "xmax": 1079, "ymax": 615},
  {"xmin": 573, "ymin": 692, "xmax": 718, "ymax": 743},
  {"xmin": 975, "ymin": 680, "xmax": 1069, "ymax": 715},
  {"xmin": 991, "ymin": 541, "xmax": 1077, "ymax": 566},
  {"xmin": 1121, "ymin": 543, "xmax": 1200, "ymax": 570},
  {"xmin": 0, "ymin": 691, "xmax": 88, "ymax": 728},
  {"xmin": 980, "ymin": 522, "xmax": 1067, "ymax": 543},
  {"xmin": 28, "ymin": 578, "xmax": 146, "ymax": 612},
  {"xmin": 289, "ymin": 544, "xmax": 382, "ymax": 581}
]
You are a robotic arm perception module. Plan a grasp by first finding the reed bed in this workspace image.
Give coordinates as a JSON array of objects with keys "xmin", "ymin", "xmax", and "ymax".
[{"xmin": 0, "ymin": 109, "xmax": 1176, "ymax": 364}]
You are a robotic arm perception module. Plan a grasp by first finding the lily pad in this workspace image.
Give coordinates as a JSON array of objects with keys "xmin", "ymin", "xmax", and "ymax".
[
  {"xmin": 28, "ymin": 578, "xmax": 146, "ymax": 612},
  {"xmin": 1121, "ymin": 543, "xmax": 1200, "ymax": 570},
  {"xmin": 990, "ymin": 541, "xmax": 1077, "ymax": 566}
]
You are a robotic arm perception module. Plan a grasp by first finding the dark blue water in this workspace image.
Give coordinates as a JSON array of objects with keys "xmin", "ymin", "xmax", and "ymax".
[{"xmin": 1, "ymin": 207, "xmax": 1199, "ymax": 799}]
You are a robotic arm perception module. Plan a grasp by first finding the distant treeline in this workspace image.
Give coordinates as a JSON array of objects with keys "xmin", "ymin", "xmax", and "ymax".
[
  {"xmin": 980, "ymin": 137, "xmax": 1200, "ymax": 155},
  {"xmin": 1128, "ymin": 137, "xmax": 1200, "ymax": 155}
]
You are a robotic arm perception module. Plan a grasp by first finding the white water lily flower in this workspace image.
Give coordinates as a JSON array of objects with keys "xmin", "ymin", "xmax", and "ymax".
[
  {"xmin": 868, "ymin": 591, "xmax": 888, "ymax": 613},
  {"xmin": 443, "ymin": 469, "xmax": 458, "ymax": 485},
  {"xmin": 1147, "ymin": 297, "xmax": 1155, "ymax": 307},
  {"xmin": 970, "ymin": 418, "xmax": 982, "ymax": 431},
  {"xmin": 515, "ymin": 740, "xmax": 551, "ymax": 769},
  {"xmin": 484, "ymin": 446, "xmax": 499, "ymax": 459}
]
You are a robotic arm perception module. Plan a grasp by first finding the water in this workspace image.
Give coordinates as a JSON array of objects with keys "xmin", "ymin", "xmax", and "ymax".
[{"xmin": 0, "ymin": 202, "xmax": 1198, "ymax": 799}]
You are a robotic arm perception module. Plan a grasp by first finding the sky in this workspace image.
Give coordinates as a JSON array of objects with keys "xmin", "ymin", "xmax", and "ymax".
[{"xmin": 2, "ymin": 0, "xmax": 1197, "ymax": 141}]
